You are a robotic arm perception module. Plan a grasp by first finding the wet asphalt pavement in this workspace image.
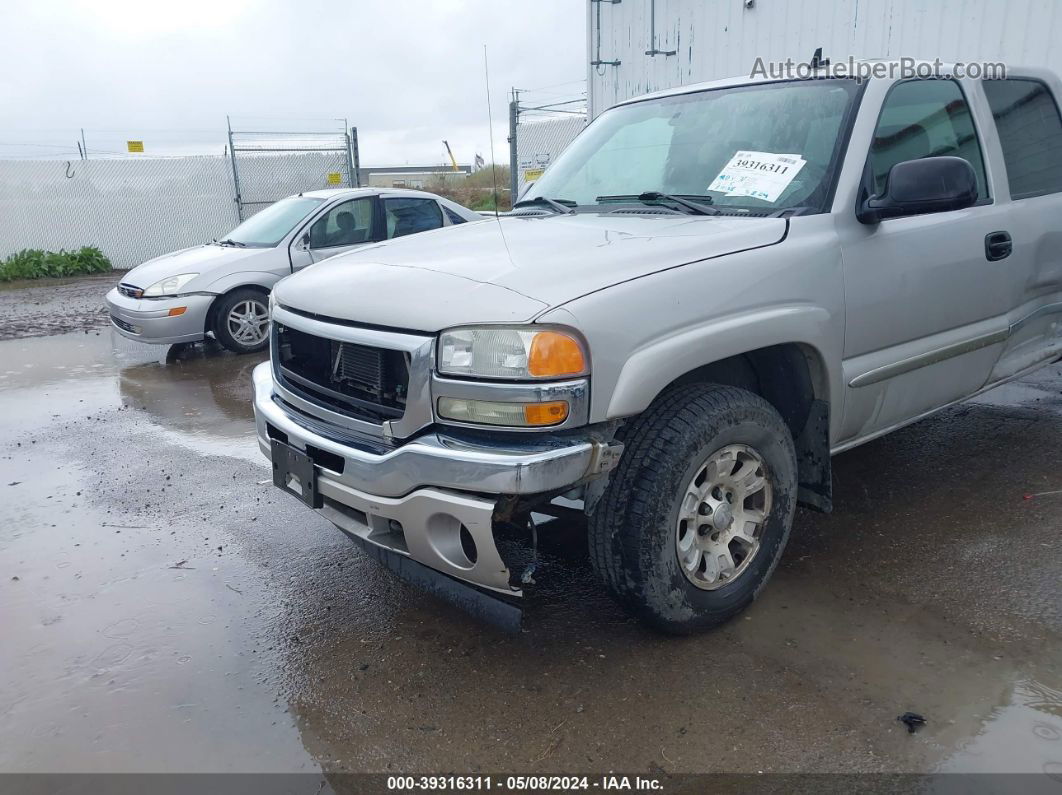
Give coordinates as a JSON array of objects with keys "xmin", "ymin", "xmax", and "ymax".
[{"xmin": 1, "ymin": 277, "xmax": 1061, "ymax": 786}]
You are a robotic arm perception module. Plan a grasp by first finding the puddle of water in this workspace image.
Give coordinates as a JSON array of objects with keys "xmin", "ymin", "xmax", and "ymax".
[
  {"xmin": 0, "ymin": 425, "xmax": 314, "ymax": 773},
  {"xmin": 939, "ymin": 680, "xmax": 1062, "ymax": 775},
  {"xmin": 0, "ymin": 330, "xmax": 266, "ymax": 459}
]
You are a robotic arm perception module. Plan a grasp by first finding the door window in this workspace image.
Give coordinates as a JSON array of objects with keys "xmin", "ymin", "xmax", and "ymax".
[
  {"xmin": 384, "ymin": 197, "xmax": 443, "ymax": 239},
  {"xmin": 869, "ymin": 79, "xmax": 988, "ymax": 200},
  {"xmin": 983, "ymin": 78, "xmax": 1062, "ymax": 199},
  {"xmin": 308, "ymin": 197, "xmax": 375, "ymax": 249}
]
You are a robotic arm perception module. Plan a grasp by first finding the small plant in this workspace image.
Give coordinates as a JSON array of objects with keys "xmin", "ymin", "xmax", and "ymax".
[{"xmin": 0, "ymin": 246, "xmax": 112, "ymax": 282}]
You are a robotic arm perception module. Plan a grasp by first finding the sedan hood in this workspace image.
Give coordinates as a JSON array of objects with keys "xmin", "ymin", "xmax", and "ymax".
[
  {"xmin": 273, "ymin": 213, "xmax": 787, "ymax": 332},
  {"xmin": 122, "ymin": 244, "xmax": 267, "ymax": 289}
]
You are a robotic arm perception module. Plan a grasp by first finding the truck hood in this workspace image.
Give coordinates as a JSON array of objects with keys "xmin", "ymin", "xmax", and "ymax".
[
  {"xmin": 272, "ymin": 213, "xmax": 787, "ymax": 332},
  {"xmin": 122, "ymin": 244, "xmax": 267, "ymax": 289}
]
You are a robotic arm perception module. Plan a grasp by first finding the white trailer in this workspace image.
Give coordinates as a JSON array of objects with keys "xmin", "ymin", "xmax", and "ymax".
[{"xmin": 587, "ymin": 0, "xmax": 1062, "ymax": 118}]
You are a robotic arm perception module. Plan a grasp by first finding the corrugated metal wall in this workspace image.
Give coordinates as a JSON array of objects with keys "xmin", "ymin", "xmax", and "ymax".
[{"xmin": 587, "ymin": 0, "xmax": 1062, "ymax": 117}]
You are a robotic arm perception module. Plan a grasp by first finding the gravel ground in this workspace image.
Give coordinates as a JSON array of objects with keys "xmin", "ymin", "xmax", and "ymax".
[{"xmin": 0, "ymin": 271, "xmax": 123, "ymax": 340}]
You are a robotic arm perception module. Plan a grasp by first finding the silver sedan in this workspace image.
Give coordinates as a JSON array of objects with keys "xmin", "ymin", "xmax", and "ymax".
[{"xmin": 105, "ymin": 188, "xmax": 479, "ymax": 353}]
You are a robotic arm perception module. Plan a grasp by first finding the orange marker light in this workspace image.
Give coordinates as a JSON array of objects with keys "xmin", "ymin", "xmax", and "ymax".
[
  {"xmin": 167, "ymin": 306, "xmax": 187, "ymax": 317},
  {"xmin": 523, "ymin": 401, "xmax": 569, "ymax": 426},
  {"xmin": 527, "ymin": 331, "xmax": 586, "ymax": 378}
]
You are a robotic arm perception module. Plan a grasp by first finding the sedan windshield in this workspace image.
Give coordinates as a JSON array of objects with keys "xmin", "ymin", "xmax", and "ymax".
[
  {"xmin": 218, "ymin": 195, "xmax": 325, "ymax": 247},
  {"xmin": 525, "ymin": 79, "xmax": 861, "ymax": 213}
]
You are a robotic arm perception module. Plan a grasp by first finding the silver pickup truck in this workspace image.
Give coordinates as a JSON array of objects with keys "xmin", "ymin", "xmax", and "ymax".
[{"xmin": 253, "ymin": 61, "xmax": 1062, "ymax": 633}]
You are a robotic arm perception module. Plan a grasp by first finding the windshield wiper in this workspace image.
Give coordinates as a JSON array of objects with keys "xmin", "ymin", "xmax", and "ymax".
[
  {"xmin": 216, "ymin": 238, "xmax": 247, "ymax": 247},
  {"xmin": 512, "ymin": 196, "xmax": 577, "ymax": 215},
  {"xmin": 597, "ymin": 192, "xmax": 719, "ymax": 216}
]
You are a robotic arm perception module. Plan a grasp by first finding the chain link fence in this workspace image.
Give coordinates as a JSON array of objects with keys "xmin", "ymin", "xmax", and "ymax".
[
  {"xmin": 0, "ymin": 119, "xmax": 365, "ymax": 270},
  {"xmin": 0, "ymin": 157, "xmax": 239, "ymax": 270},
  {"xmin": 508, "ymin": 92, "xmax": 587, "ymax": 200},
  {"xmin": 227, "ymin": 120, "xmax": 358, "ymax": 220}
]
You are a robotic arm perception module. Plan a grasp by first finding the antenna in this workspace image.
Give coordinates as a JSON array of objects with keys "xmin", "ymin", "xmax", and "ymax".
[{"xmin": 484, "ymin": 44, "xmax": 500, "ymax": 217}]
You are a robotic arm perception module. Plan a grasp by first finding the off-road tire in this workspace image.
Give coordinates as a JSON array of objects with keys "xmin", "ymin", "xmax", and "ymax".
[
  {"xmin": 588, "ymin": 383, "xmax": 798, "ymax": 634},
  {"xmin": 212, "ymin": 288, "xmax": 270, "ymax": 354}
]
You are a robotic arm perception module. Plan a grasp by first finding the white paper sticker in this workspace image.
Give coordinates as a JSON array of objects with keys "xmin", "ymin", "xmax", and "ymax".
[{"xmin": 707, "ymin": 151, "xmax": 807, "ymax": 203}]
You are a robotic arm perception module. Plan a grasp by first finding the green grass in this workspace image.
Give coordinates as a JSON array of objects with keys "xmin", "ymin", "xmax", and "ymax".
[{"xmin": 0, "ymin": 247, "xmax": 112, "ymax": 282}]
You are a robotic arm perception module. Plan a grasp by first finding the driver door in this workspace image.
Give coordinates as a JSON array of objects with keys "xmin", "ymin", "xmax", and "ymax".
[
  {"xmin": 290, "ymin": 196, "xmax": 379, "ymax": 270},
  {"xmin": 836, "ymin": 78, "xmax": 1012, "ymax": 443}
]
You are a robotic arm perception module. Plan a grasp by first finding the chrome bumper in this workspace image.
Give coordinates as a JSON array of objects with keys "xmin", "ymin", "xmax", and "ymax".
[{"xmin": 252, "ymin": 362, "xmax": 619, "ymax": 594}]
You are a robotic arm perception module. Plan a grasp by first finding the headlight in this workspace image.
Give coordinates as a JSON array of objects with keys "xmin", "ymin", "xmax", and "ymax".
[
  {"xmin": 142, "ymin": 273, "xmax": 198, "ymax": 297},
  {"xmin": 438, "ymin": 326, "xmax": 588, "ymax": 380}
]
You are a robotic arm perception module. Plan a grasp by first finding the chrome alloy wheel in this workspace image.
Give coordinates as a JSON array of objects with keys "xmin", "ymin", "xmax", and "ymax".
[
  {"xmin": 675, "ymin": 444, "xmax": 772, "ymax": 590},
  {"xmin": 226, "ymin": 299, "xmax": 269, "ymax": 346}
]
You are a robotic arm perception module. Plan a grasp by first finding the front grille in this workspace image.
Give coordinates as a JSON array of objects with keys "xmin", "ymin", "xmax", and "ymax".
[
  {"xmin": 274, "ymin": 323, "xmax": 409, "ymax": 423},
  {"xmin": 117, "ymin": 283, "xmax": 143, "ymax": 299},
  {"xmin": 110, "ymin": 315, "xmax": 138, "ymax": 334}
]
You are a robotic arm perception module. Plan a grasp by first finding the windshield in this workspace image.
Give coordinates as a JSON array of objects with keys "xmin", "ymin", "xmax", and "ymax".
[
  {"xmin": 526, "ymin": 79, "xmax": 860, "ymax": 213},
  {"xmin": 219, "ymin": 195, "xmax": 325, "ymax": 247}
]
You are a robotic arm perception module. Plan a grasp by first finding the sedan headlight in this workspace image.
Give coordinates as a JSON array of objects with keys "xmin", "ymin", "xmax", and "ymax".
[
  {"xmin": 142, "ymin": 273, "xmax": 198, "ymax": 297},
  {"xmin": 438, "ymin": 326, "xmax": 588, "ymax": 380}
]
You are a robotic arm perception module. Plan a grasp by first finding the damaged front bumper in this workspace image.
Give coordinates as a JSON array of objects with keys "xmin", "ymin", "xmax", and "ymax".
[{"xmin": 252, "ymin": 363, "xmax": 620, "ymax": 599}]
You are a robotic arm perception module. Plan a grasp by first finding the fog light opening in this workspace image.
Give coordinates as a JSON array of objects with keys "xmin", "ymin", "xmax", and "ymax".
[{"xmin": 459, "ymin": 524, "xmax": 478, "ymax": 565}]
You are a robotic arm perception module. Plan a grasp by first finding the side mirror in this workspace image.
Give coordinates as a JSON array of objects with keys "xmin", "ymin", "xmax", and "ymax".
[
  {"xmin": 857, "ymin": 156, "xmax": 977, "ymax": 224},
  {"xmin": 299, "ymin": 232, "xmax": 311, "ymax": 250}
]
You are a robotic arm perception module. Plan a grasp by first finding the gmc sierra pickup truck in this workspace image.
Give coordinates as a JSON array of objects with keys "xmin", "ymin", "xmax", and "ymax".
[{"xmin": 253, "ymin": 61, "xmax": 1062, "ymax": 633}]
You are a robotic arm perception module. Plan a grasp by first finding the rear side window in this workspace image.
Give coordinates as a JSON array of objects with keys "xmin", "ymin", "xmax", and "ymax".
[
  {"xmin": 983, "ymin": 78, "xmax": 1062, "ymax": 199},
  {"xmin": 869, "ymin": 79, "xmax": 988, "ymax": 200},
  {"xmin": 384, "ymin": 197, "xmax": 443, "ymax": 239},
  {"xmin": 443, "ymin": 206, "xmax": 467, "ymax": 225}
]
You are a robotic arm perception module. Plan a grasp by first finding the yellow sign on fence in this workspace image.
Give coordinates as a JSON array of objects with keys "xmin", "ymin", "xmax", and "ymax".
[
  {"xmin": 327, "ymin": 172, "xmax": 342, "ymax": 185},
  {"xmin": 126, "ymin": 141, "xmax": 144, "ymax": 153},
  {"xmin": 524, "ymin": 168, "xmax": 544, "ymax": 182}
]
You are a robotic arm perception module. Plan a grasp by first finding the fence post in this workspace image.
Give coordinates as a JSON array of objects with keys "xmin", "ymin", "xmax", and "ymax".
[
  {"xmin": 350, "ymin": 127, "xmax": 361, "ymax": 188},
  {"xmin": 508, "ymin": 96, "xmax": 519, "ymax": 200},
  {"xmin": 226, "ymin": 115, "xmax": 243, "ymax": 222}
]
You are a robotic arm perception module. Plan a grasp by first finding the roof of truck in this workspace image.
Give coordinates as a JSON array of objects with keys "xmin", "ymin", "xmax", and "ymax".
[{"xmin": 612, "ymin": 59, "xmax": 1054, "ymax": 109}]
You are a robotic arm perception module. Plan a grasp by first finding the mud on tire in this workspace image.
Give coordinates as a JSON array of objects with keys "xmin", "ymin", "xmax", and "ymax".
[{"xmin": 588, "ymin": 383, "xmax": 798, "ymax": 634}]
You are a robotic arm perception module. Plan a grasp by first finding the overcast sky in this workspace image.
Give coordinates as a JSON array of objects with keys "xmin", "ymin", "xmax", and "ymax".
[{"xmin": 0, "ymin": 0, "xmax": 586, "ymax": 165}]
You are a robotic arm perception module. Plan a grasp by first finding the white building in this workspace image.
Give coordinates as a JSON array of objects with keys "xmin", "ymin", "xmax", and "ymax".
[{"xmin": 587, "ymin": 0, "xmax": 1062, "ymax": 118}]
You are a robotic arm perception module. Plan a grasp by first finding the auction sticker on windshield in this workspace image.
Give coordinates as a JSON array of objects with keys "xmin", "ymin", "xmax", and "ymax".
[{"xmin": 708, "ymin": 150, "xmax": 806, "ymax": 203}]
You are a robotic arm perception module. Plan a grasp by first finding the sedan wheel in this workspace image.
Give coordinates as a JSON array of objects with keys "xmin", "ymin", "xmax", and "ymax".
[{"xmin": 226, "ymin": 299, "xmax": 270, "ymax": 347}]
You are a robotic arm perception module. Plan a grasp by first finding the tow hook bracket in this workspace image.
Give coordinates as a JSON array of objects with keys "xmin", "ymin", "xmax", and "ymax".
[{"xmin": 589, "ymin": 441, "xmax": 624, "ymax": 475}]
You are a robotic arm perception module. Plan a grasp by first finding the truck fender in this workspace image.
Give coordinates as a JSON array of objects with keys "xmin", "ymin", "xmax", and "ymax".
[{"xmin": 605, "ymin": 304, "xmax": 838, "ymax": 419}]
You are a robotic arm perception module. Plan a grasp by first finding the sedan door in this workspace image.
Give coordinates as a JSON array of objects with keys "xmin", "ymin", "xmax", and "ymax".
[
  {"xmin": 836, "ymin": 78, "xmax": 1013, "ymax": 444},
  {"xmin": 293, "ymin": 196, "xmax": 380, "ymax": 268}
]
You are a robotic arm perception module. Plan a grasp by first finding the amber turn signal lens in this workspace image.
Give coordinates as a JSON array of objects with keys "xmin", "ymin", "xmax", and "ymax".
[
  {"xmin": 527, "ymin": 331, "xmax": 586, "ymax": 378},
  {"xmin": 167, "ymin": 306, "xmax": 187, "ymax": 317},
  {"xmin": 523, "ymin": 401, "xmax": 570, "ymax": 426}
]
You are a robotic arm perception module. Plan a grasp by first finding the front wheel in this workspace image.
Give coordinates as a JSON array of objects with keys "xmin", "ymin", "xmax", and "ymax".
[
  {"xmin": 588, "ymin": 383, "xmax": 798, "ymax": 634},
  {"xmin": 212, "ymin": 288, "xmax": 270, "ymax": 354}
]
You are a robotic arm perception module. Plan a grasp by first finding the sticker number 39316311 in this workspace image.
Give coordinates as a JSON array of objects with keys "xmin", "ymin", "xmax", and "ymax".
[{"xmin": 707, "ymin": 150, "xmax": 807, "ymax": 203}]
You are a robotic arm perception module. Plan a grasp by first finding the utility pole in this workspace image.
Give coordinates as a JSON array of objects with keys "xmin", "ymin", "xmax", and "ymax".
[{"xmin": 508, "ymin": 88, "xmax": 519, "ymax": 201}]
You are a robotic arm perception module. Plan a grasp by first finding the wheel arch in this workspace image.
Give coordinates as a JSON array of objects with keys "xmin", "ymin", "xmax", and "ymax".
[
  {"xmin": 611, "ymin": 334, "xmax": 835, "ymax": 513},
  {"xmin": 204, "ymin": 281, "xmax": 271, "ymax": 336}
]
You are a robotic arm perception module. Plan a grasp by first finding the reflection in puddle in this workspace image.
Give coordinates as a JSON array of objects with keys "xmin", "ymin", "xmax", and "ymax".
[
  {"xmin": 0, "ymin": 330, "xmax": 265, "ymax": 460},
  {"xmin": 941, "ymin": 679, "xmax": 1062, "ymax": 775}
]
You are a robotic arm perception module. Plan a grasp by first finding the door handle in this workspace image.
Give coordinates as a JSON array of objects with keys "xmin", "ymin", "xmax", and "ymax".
[{"xmin": 985, "ymin": 231, "xmax": 1012, "ymax": 261}]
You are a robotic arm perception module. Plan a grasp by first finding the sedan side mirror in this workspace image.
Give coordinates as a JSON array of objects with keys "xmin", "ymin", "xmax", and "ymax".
[
  {"xmin": 857, "ymin": 156, "xmax": 977, "ymax": 225},
  {"xmin": 299, "ymin": 232, "xmax": 311, "ymax": 250}
]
